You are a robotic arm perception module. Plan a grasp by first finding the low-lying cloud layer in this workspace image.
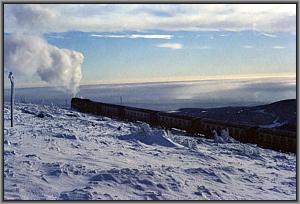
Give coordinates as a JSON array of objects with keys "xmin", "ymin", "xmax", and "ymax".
[
  {"xmin": 156, "ymin": 43, "xmax": 183, "ymax": 50},
  {"xmin": 91, "ymin": 34, "xmax": 173, "ymax": 39},
  {"xmin": 4, "ymin": 4, "xmax": 296, "ymax": 33},
  {"xmin": 4, "ymin": 34, "xmax": 84, "ymax": 96}
]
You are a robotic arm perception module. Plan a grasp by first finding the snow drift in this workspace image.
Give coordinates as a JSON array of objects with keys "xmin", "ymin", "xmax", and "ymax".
[
  {"xmin": 3, "ymin": 102, "xmax": 296, "ymax": 200},
  {"xmin": 118, "ymin": 123, "xmax": 183, "ymax": 148}
]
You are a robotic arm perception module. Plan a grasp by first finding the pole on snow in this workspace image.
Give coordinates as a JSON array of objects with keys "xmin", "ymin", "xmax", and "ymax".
[{"xmin": 8, "ymin": 72, "xmax": 14, "ymax": 127}]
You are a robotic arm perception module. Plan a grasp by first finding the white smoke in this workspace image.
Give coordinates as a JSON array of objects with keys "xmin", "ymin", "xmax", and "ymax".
[
  {"xmin": 8, "ymin": 4, "xmax": 57, "ymax": 34},
  {"xmin": 4, "ymin": 34, "xmax": 84, "ymax": 96}
]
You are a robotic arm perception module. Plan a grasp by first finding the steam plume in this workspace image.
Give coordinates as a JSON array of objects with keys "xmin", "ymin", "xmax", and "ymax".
[{"xmin": 4, "ymin": 34, "xmax": 84, "ymax": 96}]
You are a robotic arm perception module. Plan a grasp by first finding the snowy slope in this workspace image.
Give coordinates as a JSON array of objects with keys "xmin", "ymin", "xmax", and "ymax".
[{"xmin": 3, "ymin": 102, "xmax": 296, "ymax": 200}]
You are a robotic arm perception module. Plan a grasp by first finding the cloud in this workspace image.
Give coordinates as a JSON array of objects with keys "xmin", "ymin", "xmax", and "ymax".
[
  {"xmin": 242, "ymin": 45, "xmax": 253, "ymax": 49},
  {"xmin": 197, "ymin": 46, "xmax": 211, "ymax": 50},
  {"xmin": 4, "ymin": 34, "xmax": 84, "ymax": 95},
  {"xmin": 91, "ymin": 34, "xmax": 173, "ymax": 39},
  {"xmin": 48, "ymin": 35, "xmax": 65, "ymax": 39},
  {"xmin": 272, "ymin": 45, "xmax": 285, "ymax": 49},
  {"xmin": 129, "ymin": 34, "xmax": 173, "ymax": 39},
  {"xmin": 91, "ymin": 34, "xmax": 127, "ymax": 38},
  {"xmin": 156, "ymin": 43, "xmax": 183, "ymax": 50},
  {"xmin": 6, "ymin": 4, "xmax": 57, "ymax": 34},
  {"xmin": 260, "ymin": 32, "xmax": 277, "ymax": 38},
  {"xmin": 4, "ymin": 4, "xmax": 296, "ymax": 33}
]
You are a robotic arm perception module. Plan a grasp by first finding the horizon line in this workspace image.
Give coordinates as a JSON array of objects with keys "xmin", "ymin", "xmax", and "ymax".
[{"xmin": 3, "ymin": 72, "xmax": 296, "ymax": 90}]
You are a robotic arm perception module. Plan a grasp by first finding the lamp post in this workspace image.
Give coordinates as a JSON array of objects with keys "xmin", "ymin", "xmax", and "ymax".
[{"xmin": 8, "ymin": 72, "xmax": 14, "ymax": 127}]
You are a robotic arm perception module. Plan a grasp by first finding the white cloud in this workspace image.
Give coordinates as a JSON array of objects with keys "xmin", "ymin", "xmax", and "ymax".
[
  {"xmin": 260, "ymin": 32, "xmax": 277, "ymax": 38},
  {"xmin": 91, "ymin": 34, "xmax": 173, "ymax": 39},
  {"xmin": 242, "ymin": 45, "xmax": 253, "ymax": 49},
  {"xmin": 197, "ymin": 46, "xmax": 211, "ymax": 50},
  {"xmin": 129, "ymin": 34, "xmax": 173, "ymax": 39},
  {"xmin": 272, "ymin": 45, "xmax": 285, "ymax": 49},
  {"xmin": 4, "ymin": 4, "xmax": 296, "ymax": 34},
  {"xmin": 91, "ymin": 34, "xmax": 127, "ymax": 38},
  {"xmin": 156, "ymin": 43, "xmax": 183, "ymax": 50}
]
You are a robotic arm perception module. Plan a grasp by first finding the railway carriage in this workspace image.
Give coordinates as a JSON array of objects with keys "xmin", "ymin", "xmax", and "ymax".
[
  {"xmin": 71, "ymin": 98, "xmax": 296, "ymax": 153},
  {"xmin": 71, "ymin": 98, "xmax": 92, "ymax": 113},
  {"xmin": 98, "ymin": 103, "xmax": 123, "ymax": 118},
  {"xmin": 256, "ymin": 128, "xmax": 296, "ymax": 152},
  {"xmin": 157, "ymin": 112, "xmax": 194, "ymax": 132},
  {"xmin": 124, "ymin": 106, "xmax": 159, "ymax": 125}
]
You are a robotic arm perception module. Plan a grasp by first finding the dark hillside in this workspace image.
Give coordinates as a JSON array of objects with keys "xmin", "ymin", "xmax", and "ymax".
[{"xmin": 177, "ymin": 99, "xmax": 296, "ymax": 131}]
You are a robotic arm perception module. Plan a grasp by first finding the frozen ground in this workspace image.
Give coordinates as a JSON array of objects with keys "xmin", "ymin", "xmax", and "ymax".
[{"xmin": 3, "ymin": 102, "xmax": 296, "ymax": 200}]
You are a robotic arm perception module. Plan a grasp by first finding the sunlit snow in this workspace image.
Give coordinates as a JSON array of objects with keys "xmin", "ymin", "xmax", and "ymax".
[{"xmin": 4, "ymin": 102, "xmax": 296, "ymax": 200}]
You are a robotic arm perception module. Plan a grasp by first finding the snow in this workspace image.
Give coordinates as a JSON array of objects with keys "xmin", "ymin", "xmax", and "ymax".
[{"xmin": 4, "ymin": 102, "xmax": 296, "ymax": 200}]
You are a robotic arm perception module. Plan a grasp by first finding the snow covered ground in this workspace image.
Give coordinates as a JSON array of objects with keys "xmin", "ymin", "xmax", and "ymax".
[{"xmin": 3, "ymin": 102, "xmax": 296, "ymax": 200}]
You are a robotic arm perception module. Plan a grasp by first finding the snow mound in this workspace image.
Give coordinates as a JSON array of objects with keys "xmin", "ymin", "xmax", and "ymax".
[
  {"xmin": 213, "ymin": 129, "xmax": 238, "ymax": 144},
  {"xmin": 118, "ymin": 123, "xmax": 183, "ymax": 148},
  {"xmin": 166, "ymin": 132, "xmax": 199, "ymax": 151}
]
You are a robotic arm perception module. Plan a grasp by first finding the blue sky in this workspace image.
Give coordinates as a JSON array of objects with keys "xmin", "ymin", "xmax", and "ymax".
[
  {"xmin": 4, "ymin": 4, "xmax": 296, "ymax": 87},
  {"xmin": 44, "ymin": 30, "xmax": 295, "ymax": 84}
]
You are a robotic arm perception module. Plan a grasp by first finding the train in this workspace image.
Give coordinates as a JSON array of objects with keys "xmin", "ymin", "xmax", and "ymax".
[{"xmin": 71, "ymin": 98, "xmax": 297, "ymax": 153}]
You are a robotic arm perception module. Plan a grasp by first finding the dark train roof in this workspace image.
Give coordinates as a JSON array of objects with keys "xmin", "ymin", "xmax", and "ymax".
[
  {"xmin": 72, "ymin": 98, "xmax": 92, "ymax": 103},
  {"xmin": 158, "ymin": 111, "xmax": 196, "ymax": 121},
  {"xmin": 73, "ymin": 98, "xmax": 160, "ymax": 113},
  {"xmin": 124, "ymin": 106, "xmax": 160, "ymax": 114},
  {"xmin": 95, "ymin": 101, "xmax": 125, "ymax": 109},
  {"xmin": 201, "ymin": 118, "xmax": 254, "ymax": 129},
  {"xmin": 72, "ymin": 98, "xmax": 125, "ymax": 109}
]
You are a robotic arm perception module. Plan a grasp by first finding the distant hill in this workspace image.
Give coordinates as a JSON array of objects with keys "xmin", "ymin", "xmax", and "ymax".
[{"xmin": 176, "ymin": 99, "xmax": 297, "ymax": 132}]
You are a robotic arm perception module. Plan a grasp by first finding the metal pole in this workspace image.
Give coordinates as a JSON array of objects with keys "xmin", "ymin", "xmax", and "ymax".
[{"xmin": 8, "ymin": 72, "xmax": 14, "ymax": 127}]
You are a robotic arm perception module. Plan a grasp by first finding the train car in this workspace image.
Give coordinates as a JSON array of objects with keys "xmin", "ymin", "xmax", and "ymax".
[
  {"xmin": 200, "ymin": 118, "xmax": 253, "ymax": 141},
  {"xmin": 71, "ymin": 98, "xmax": 296, "ymax": 153},
  {"xmin": 157, "ymin": 112, "xmax": 195, "ymax": 132},
  {"xmin": 98, "ymin": 102, "xmax": 123, "ymax": 118},
  {"xmin": 123, "ymin": 106, "xmax": 159, "ymax": 125},
  {"xmin": 190, "ymin": 118, "xmax": 203, "ymax": 134},
  {"xmin": 256, "ymin": 128, "xmax": 296, "ymax": 153},
  {"xmin": 71, "ymin": 98, "xmax": 92, "ymax": 113},
  {"xmin": 85, "ymin": 101, "xmax": 99, "ymax": 114},
  {"xmin": 244, "ymin": 127, "xmax": 259, "ymax": 144}
]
